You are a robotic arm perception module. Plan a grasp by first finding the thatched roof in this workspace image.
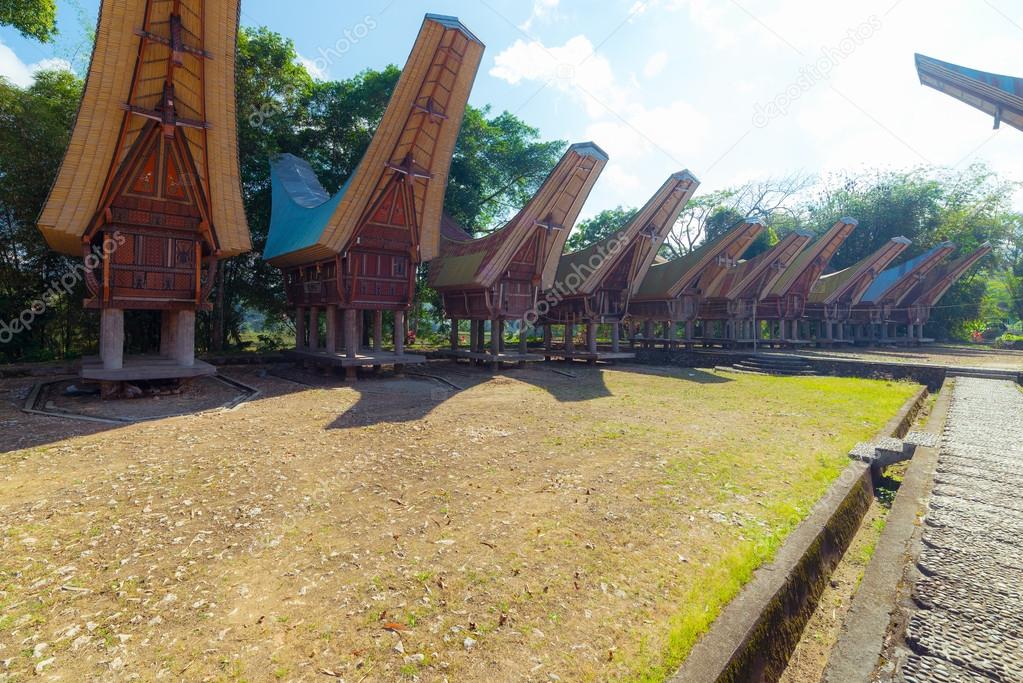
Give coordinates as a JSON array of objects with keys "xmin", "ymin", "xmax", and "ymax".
[
  {"xmin": 264, "ymin": 14, "xmax": 484, "ymax": 267},
  {"xmin": 808, "ymin": 237, "xmax": 911, "ymax": 306},
  {"xmin": 903, "ymin": 243, "xmax": 992, "ymax": 308},
  {"xmin": 428, "ymin": 142, "xmax": 608, "ymax": 291},
  {"xmin": 916, "ymin": 54, "xmax": 1023, "ymax": 132},
  {"xmin": 703, "ymin": 230, "xmax": 812, "ymax": 301},
  {"xmin": 766, "ymin": 219, "xmax": 857, "ymax": 298},
  {"xmin": 552, "ymin": 171, "xmax": 700, "ymax": 296},
  {"xmin": 38, "ymin": 0, "xmax": 250, "ymax": 257},
  {"xmin": 860, "ymin": 242, "xmax": 956, "ymax": 305},
  {"xmin": 634, "ymin": 222, "xmax": 762, "ymax": 300}
]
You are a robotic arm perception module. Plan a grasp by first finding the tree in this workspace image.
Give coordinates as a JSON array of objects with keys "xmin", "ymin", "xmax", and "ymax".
[
  {"xmin": 663, "ymin": 172, "xmax": 813, "ymax": 259},
  {"xmin": 565, "ymin": 206, "xmax": 638, "ymax": 251},
  {"xmin": 0, "ymin": 70, "xmax": 84, "ymax": 361},
  {"xmin": 0, "ymin": 0, "xmax": 57, "ymax": 42},
  {"xmin": 444, "ymin": 106, "xmax": 565, "ymax": 235}
]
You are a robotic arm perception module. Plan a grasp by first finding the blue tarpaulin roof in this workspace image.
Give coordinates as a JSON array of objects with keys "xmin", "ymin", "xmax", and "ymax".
[{"xmin": 263, "ymin": 154, "xmax": 351, "ymax": 262}]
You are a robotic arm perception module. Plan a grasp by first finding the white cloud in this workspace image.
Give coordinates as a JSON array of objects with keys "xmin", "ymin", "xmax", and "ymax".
[
  {"xmin": 585, "ymin": 99, "xmax": 710, "ymax": 166},
  {"xmin": 490, "ymin": 35, "xmax": 623, "ymax": 117},
  {"xmin": 520, "ymin": 0, "xmax": 560, "ymax": 31},
  {"xmin": 0, "ymin": 41, "xmax": 71, "ymax": 87},
  {"xmin": 642, "ymin": 50, "xmax": 668, "ymax": 78},
  {"xmin": 296, "ymin": 53, "xmax": 327, "ymax": 80}
]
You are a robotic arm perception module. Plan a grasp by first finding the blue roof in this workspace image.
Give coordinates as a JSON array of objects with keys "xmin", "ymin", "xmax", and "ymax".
[
  {"xmin": 916, "ymin": 54, "xmax": 1022, "ymax": 99},
  {"xmin": 860, "ymin": 244, "xmax": 945, "ymax": 303},
  {"xmin": 264, "ymin": 154, "xmax": 351, "ymax": 261}
]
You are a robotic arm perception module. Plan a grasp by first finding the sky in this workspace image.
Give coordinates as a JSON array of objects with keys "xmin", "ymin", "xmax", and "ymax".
[{"xmin": 2, "ymin": 0, "xmax": 1022, "ymax": 219}]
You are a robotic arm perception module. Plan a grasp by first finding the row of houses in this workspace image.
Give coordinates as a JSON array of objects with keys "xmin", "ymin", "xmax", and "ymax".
[
  {"xmin": 35, "ymin": 4, "xmax": 1005, "ymax": 391},
  {"xmin": 263, "ymin": 15, "xmax": 991, "ymax": 371}
]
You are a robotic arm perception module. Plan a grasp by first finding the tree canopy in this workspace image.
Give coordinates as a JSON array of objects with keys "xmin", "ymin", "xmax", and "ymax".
[{"xmin": 0, "ymin": 0, "xmax": 57, "ymax": 42}]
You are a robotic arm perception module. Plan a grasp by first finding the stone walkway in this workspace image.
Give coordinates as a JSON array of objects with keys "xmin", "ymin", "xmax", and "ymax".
[{"xmin": 901, "ymin": 378, "xmax": 1023, "ymax": 683}]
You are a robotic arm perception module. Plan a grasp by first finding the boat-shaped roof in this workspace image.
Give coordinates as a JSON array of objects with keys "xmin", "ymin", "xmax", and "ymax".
[
  {"xmin": 860, "ymin": 242, "xmax": 956, "ymax": 305},
  {"xmin": 38, "ymin": 0, "xmax": 250, "ymax": 256},
  {"xmin": 264, "ymin": 14, "xmax": 484, "ymax": 266},
  {"xmin": 428, "ymin": 142, "xmax": 608, "ymax": 291},
  {"xmin": 903, "ymin": 243, "xmax": 993, "ymax": 308},
  {"xmin": 552, "ymin": 171, "xmax": 700, "ymax": 296},
  {"xmin": 808, "ymin": 237, "xmax": 911, "ymax": 306},
  {"xmin": 634, "ymin": 222, "xmax": 763, "ymax": 300},
  {"xmin": 766, "ymin": 219, "xmax": 857, "ymax": 298},
  {"xmin": 915, "ymin": 53, "xmax": 1023, "ymax": 132}
]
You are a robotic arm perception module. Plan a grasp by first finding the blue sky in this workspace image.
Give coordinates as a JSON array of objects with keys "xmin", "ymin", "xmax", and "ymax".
[{"xmin": 2, "ymin": 0, "xmax": 1022, "ymax": 218}]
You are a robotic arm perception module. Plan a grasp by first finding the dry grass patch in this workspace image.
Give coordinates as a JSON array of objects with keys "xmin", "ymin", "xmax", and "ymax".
[{"xmin": 0, "ymin": 365, "xmax": 918, "ymax": 681}]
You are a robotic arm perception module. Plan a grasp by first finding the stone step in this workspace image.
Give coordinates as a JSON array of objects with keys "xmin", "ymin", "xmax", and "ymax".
[{"xmin": 732, "ymin": 362, "xmax": 816, "ymax": 376}]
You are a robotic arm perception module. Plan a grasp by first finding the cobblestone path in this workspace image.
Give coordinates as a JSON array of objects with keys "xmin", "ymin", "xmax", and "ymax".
[{"xmin": 901, "ymin": 378, "xmax": 1023, "ymax": 683}]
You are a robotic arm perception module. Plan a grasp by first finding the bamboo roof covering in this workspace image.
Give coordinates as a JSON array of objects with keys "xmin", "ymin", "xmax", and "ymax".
[
  {"xmin": 38, "ymin": 0, "xmax": 250, "ymax": 257},
  {"xmin": 860, "ymin": 242, "xmax": 956, "ymax": 305},
  {"xmin": 902, "ymin": 243, "xmax": 992, "ymax": 308},
  {"xmin": 807, "ymin": 237, "xmax": 911, "ymax": 306},
  {"xmin": 634, "ymin": 222, "xmax": 763, "ymax": 300},
  {"xmin": 264, "ymin": 14, "xmax": 484, "ymax": 268},
  {"xmin": 703, "ymin": 230, "xmax": 813, "ymax": 301},
  {"xmin": 553, "ymin": 171, "xmax": 700, "ymax": 296},
  {"xmin": 428, "ymin": 142, "xmax": 608, "ymax": 291},
  {"xmin": 766, "ymin": 219, "xmax": 857, "ymax": 298},
  {"xmin": 916, "ymin": 54, "xmax": 1023, "ymax": 132}
]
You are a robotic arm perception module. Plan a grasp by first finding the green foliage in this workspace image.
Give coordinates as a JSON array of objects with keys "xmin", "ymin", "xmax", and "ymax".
[
  {"xmin": 0, "ymin": 0, "xmax": 57, "ymax": 42},
  {"xmin": 0, "ymin": 69, "xmax": 87, "ymax": 361},
  {"xmin": 445, "ymin": 106, "xmax": 566, "ymax": 235},
  {"xmin": 565, "ymin": 206, "xmax": 638, "ymax": 251}
]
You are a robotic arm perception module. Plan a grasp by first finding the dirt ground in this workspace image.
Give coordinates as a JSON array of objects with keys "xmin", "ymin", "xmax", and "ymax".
[{"xmin": 0, "ymin": 363, "xmax": 917, "ymax": 682}]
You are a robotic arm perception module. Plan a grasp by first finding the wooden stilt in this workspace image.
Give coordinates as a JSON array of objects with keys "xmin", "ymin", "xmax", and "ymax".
[
  {"xmin": 611, "ymin": 321, "xmax": 620, "ymax": 352},
  {"xmin": 373, "ymin": 310, "xmax": 383, "ymax": 351},
  {"xmin": 450, "ymin": 318, "xmax": 459, "ymax": 351},
  {"xmin": 325, "ymin": 306, "xmax": 338, "ymax": 353}
]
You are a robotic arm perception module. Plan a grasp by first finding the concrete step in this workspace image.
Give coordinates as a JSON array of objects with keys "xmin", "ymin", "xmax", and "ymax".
[
  {"xmin": 947, "ymin": 369, "xmax": 1020, "ymax": 381},
  {"xmin": 728, "ymin": 362, "xmax": 817, "ymax": 376}
]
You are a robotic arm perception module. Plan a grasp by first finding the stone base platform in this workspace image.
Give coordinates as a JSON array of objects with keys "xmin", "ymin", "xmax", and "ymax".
[
  {"xmin": 81, "ymin": 355, "xmax": 217, "ymax": 382},
  {"xmin": 551, "ymin": 351, "xmax": 636, "ymax": 364},
  {"xmin": 438, "ymin": 349, "xmax": 544, "ymax": 365},
  {"xmin": 287, "ymin": 348, "xmax": 426, "ymax": 370}
]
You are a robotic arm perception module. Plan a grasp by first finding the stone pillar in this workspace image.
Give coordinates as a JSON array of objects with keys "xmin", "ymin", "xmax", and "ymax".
[
  {"xmin": 160, "ymin": 310, "xmax": 178, "ymax": 358},
  {"xmin": 666, "ymin": 321, "xmax": 676, "ymax": 344},
  {"xmin": 824, "ymin": 320, "xmax": 833, "ymax": 341},
  {"xmin": 100, "ymin": 308, "xmax": 124, "ymax": 370},
  {"xmin": 490, "ymin": 317, "xmax": 501, "ymax": 355},
  {"xmin": 172, "ymin": 310, "xmax": 195, "ymax": 366},
  {"xmin": 519, "ymin": 322, "xmax": 528, "ymax": 354},
  {"xmin": 611, "ymin": 321, "xmax": 621, "ymax": 352},
  {"xmin": 295, "ymin": 306, "xmax": 306, "ymax": 350},
  {"xmin": 450, "ymin": 318, "xmax": 459, "ymax": 350},
  {"xmin": 587, "ymin": 322, "xmax": 598, "ymax": 353},
  {"xmin": 394, "ymin": 310, "xmax": 405, "ymax": 355},
  {"xmin": 916, "ymin": 323, "xmax": 925, "ymax": 341},
  {"xmin": 565, "ymin": 323, "xmax": 575, "ymax": 352},
  {"xmin": 790, "ymin": 319, "xmax": 799, "ymax": 341},
  {"xmin": 308, "ymin": 306, "xmax": 320, "ymax": 351},
  {"xmin": 344, "ymin": 309, "xmax": 358, "ymax": 359},
  {"xmin": 373, "ymin": 310, "xmax": 383, "ymax": 351}
]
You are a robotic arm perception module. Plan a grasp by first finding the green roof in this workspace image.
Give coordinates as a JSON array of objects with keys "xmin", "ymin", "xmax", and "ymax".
[{"xmin": 636, "ymin": 237, "xmax": 718, "ymax": 297}]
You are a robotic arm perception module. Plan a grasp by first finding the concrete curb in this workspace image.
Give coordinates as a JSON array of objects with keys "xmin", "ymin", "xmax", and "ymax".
[
  {"xmin": 670, "ymin": 385, "xmax": 929, "ymax": 683},
  {"xmin": 822, "ymin": 380, "xmax": 951, "ymax": 683}
]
